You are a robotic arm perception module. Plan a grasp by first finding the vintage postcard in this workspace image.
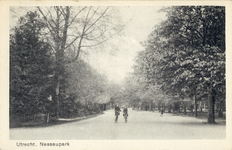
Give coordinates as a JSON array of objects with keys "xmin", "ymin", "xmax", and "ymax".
[{"xmin": 0, "ymin": 0, "xmax": 231, "ymax": 150}]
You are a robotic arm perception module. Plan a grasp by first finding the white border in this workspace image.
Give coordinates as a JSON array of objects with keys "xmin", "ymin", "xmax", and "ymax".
[{"xmin": 1, "ymin": 1, "xmax": 231, "ymax": 150}]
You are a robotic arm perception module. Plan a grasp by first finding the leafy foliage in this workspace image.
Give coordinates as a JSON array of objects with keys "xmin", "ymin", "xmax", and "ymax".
[
  {"xmin": 10, "ymin": 11, "xmax": 54, "ymax": 117},
  {"xmin": 10, "ymin": 10, "xmax": 114, "ymax": 121},
  {"xmin": 131, "ymin": 6, "xmax": 225, "ymax": 122}
]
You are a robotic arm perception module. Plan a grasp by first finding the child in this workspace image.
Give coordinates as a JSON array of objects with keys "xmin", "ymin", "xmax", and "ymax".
[{"xmin": 123, "ymin": 106, "xmax": 129, "ymax": 123}]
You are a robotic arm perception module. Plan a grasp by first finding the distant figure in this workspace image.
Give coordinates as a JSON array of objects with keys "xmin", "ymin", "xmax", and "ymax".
[
  {"xmin": 123, "ymin": 106, "xmax": 129, "ymax": 123},
  {"xmin": 115, "ymin": 104, "xmax": 121, "ymax": 123},
  {"xmin": 160, "ymin": 107, "xmax": 164, "ymax": 117}
]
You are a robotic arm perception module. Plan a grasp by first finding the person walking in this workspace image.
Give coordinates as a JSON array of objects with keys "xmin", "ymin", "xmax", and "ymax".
[
  {"xmin": 160, "ymin": 107, "xmax": 164, "ymax": 117},
  {"xmin": 114, "ymin": 104, "xmax": 121, "ymax": 123},
  {"xmin": 123, "ymin": 106, "xmax": 129, "ymax": 123}
]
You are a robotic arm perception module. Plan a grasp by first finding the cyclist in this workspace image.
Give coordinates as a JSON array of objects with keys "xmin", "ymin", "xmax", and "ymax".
[
  {"xmin": 115, "ymin": 104, "xmax": 121, "ymax": 123},
  {"xmin": 123, "ymin": 106, "xmax": 129, "ymax": 123}
]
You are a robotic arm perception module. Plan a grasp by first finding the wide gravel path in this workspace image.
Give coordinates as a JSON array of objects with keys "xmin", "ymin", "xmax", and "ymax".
[{"xmin": 10, "ymin": 108, "xmax": 225, "ymax": 140}]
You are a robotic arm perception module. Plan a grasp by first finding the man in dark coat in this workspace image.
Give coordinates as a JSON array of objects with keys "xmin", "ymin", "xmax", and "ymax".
[{"xmin": 115, "ymin": 104, "xmax": 121, "ymax": 122}]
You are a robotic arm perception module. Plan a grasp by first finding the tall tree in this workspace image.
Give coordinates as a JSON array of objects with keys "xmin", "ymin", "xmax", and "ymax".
[
  {"xmin": 36, "ymin": 6, "xmax": 124, "ymax": 118},
  {"xmin": 136, "ymin": 6, "xmax": 225, "ymax": 123},
  {"xmin": 10, "ymin": 11, "xmax": 53, "ymax": 119}
]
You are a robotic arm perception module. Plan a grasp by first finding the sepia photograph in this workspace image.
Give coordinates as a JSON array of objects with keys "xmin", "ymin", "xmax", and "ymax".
[{"xmin": 1, "ymin": 1, "xmax": 232, "ymax": 150}]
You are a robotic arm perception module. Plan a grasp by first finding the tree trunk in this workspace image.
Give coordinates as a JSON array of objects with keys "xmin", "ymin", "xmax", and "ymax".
[
  {"xmin": 149, "ymin": 101, "xmax": 152, "ymax": 111},
  {"xmin": 218, "ymin": 100, "xmax": 223, "ymax": 117},
  {"xmin": 193, "ymin": 82, "xmax": 198, "ymax": 116},
  {"xmin": 47, "ymin": 113, "xmax": 50, "ymax": 123},
  {"xmin": 183, "ymin": 103, "xmax": 186, "ymax": 115},
  {"xmin": 194, "ymin": 92, "xmax": 198, "ymax": 117},
  {"xmin": 163, "ymin": 103, "xmax": 165, "ymax": 113},
  {"xmin": 168, "ymin": 105, "xmax": 171, "ymax": 113},
  {"xmin": 55, "ymin": 77, "xmax": 60, "ymax": 119},
  {"xmin": 207, "ymin": 87, "xmax": 215, "ymax": 124}
]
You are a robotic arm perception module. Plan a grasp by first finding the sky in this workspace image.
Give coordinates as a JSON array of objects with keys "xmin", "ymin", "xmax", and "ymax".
[{"xmin": 87, "ymin": 7, "xmax": 166, "ymax": 83}]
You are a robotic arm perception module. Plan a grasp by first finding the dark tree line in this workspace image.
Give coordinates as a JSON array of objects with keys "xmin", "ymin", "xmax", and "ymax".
[
  {"xmin": 10, "ymin": 7, "xmax": 123, "ymax": 125},
  {"xmin": 132, "ymin": 6, "xmax": 225, "ymax": 123},
  {"xmin": 10, "ymin": 12, "xmax": 54, "ymax": 120}
]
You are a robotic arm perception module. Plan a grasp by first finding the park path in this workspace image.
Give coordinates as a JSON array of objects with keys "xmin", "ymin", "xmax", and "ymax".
[{"xmin": 10, "ymin": 108, "xmax": 225, "ymax": 140}]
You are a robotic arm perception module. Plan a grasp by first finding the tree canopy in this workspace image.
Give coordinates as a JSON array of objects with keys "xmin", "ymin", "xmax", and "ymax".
[
  {"xmin": 10, "ymin": 7, "xmax": 123, "ymax": 121},
  {"xmin": 131, "ymin": 6, "xmax": 225, "ymax": 123},
  {"xmin": 10, "ymin": 11, "xmax": 53, "ymax": 117}
]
